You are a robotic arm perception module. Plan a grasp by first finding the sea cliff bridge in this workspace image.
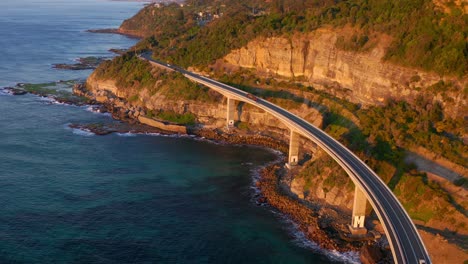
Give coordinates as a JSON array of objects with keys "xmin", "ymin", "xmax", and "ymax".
[{"xmin": 140, "ymin": 52, "xmax": 431, "ymax": 264}]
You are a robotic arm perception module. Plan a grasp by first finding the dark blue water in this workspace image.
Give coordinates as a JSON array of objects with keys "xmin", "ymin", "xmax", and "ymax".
[
  {"xmin": 0, "ymin": 1, "xmax": 355, "ymax": 263},
  {"xmin": 0, "ymin": 0, "xmax": 140, "ymax": 86}
]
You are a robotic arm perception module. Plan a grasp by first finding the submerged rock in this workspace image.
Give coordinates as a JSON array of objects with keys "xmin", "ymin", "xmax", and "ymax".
[
  {"xmin": 109, "ymin": 48, "xmax": 127, "ymax": 55},
  {"xmin": 53, "ymin": 57, "xmax": 107, "ymax": 70},
  {"xmin": 68, "ymin": 122, "xmax": 169, "ymax": 136},
  {"xmin": 5, "ymin": 81, "xmax": 92, "ymax": 105}
]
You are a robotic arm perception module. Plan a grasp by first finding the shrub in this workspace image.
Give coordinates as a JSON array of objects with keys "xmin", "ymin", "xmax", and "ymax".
[{"xmin": 156, "ymin": 110, "xmax": 196, "ymax": 125}]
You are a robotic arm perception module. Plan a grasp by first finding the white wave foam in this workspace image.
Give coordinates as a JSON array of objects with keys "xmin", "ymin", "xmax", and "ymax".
[
  {"xmin": 84, "ymin": 105, "xmax": 111, "ymax": 116},
  {"xmin": 115, "ymin": 132, "xmax": 191, "ymax": 138},
  {"xmin": 0, "ymin": 89, "xmax": 12, "ymax": 96},
  {"xmin": 85, "ymin": 105, "xmax": 98, "ymax": 112},
  {"xmin": 40, "ymin": 97, "xmax": 75, "ymax": 107},
  {"xmin": 141, "ymin": 132, "xmax": 162, "ymax": 136},
  {"xmin": 273, "ymin": 211, "xmax": 360, "ymax": 263},
  {"xmin": 140, "ymin": 132, "xmax": 194, "ymax": 139},
  {"xmin": 288, "ymin": 217, "xmax": 360, "ymax": 263},
  {"xmin": 71, "ymin": 128, "xmax": 95, "ymax": 137},
  {"xmin": 116, "ymin": 132, "xmax": 137, "ymax": 137},
  {"xmin": 37, "ymin": 96, "xmax": 56, "ymax": 103},
  {"xmin": 50, "ymin": 100, "xmax": 69, "ymax": 106}
]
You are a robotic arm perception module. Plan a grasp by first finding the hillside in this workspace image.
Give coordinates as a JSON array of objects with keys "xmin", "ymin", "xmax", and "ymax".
[{"xmin": 123, "ymin": 0, "xmax": 467, "ymax": 77}]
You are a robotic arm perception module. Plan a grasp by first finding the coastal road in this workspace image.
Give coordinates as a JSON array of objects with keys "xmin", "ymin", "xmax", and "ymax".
[{"xmin": 140, "ymin": 53, "xmax": 431, "ymax": 264}]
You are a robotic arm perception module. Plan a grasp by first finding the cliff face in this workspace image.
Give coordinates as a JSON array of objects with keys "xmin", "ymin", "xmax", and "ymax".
[
  {"xmin": 85, "ymin": 71, "xmax": 323, "ymax": 143},
  {"xmin": 223, "ymin": 28, "xmax": 467, "ymax": 118}
]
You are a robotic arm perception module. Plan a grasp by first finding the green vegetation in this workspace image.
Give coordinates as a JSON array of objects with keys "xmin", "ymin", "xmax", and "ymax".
[
  {"xmin": 298, "ymin": 155, "xmax": 354, "ymax": 193},
  {"xmin": 394, "ymin": 172, "xmax": 457, "ymax": 224},
  {"xmin": 128, "ymin": 94, "xmax": 139, "ymax": 102},
  {"xmin": 20, "ymin": 81, "xmax": 89, "ymax": 104},
  {"xmin": 94, "ymin": 54, "xmax": 218, "ymax": 103},
  {"xmin": 151, "ymin": 110, "xmax": 196, "ymax": 125},
  {"xmin": 161, "ymin": 72, "xmax": 218, "ymax": 103},
  {"xmin": 316, "ymin": 92, "xmax": 466, "ymax": 169},
  {"xmin": 335, "ymin": 34, "xmax": 371, "ymax": 52},
  {"xmin": 236, "ymin": 121, "xmax": 250, "ymax": 131},
  {"xmin": 359, "ymin": 99, "xmax": 467, "ymax": 166},
  {"xmin": 94, "ymin": 54, "xmax": 158, "ymax": 91},
  {"xmin": 120, "ymin": 2, "xmax": 193, "ymax": 38},
  {"xmin": 22, "ymin": 81, "xmax": 76, "ymax": 95},
  {"xmin": 23, "ymin": 82, "xmax": 64, "ymax": 95},
  {"xmin": 77, "ymin": 56, "xmax": 106, "ymax": 66}
]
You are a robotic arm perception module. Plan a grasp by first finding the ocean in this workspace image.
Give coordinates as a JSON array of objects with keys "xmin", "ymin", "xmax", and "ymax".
[{"xmin": 0, "ymin": 0, "xmax": 353, "ymax": 263}]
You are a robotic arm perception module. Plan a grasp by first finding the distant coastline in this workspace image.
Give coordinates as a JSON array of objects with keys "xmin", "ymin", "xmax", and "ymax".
[
  {"xmin": 110, "ymin": 0, "xmax": 185, "ymax": 3},
  {"xmin": 87, "ymin": 28, "xmax": 142, "ymax": 39}
]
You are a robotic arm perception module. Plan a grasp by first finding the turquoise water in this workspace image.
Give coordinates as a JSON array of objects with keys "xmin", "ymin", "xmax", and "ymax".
[{"xmin": 0, "ymin": 1, "xmax": 348, "ymax": 263}]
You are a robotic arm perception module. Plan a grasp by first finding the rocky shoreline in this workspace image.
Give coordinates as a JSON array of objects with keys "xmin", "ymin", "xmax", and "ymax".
[
  {"xmin": 257, "ymin": 164, "xmax": 392, "ymax": 263},
  {"xmin": 68, "ymin": 122, "xmax": 171, "ymax": 136}
]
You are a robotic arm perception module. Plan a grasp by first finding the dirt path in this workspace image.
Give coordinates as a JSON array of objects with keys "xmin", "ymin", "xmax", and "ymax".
[{"xmin": 405, "ymin": 150, "xmax": 467, "ymax": 181}]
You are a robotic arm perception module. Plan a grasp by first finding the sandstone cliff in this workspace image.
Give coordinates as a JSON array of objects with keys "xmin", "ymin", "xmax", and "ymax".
[
  {"xmin": 85, "ymin": 70, "xmax": 323, "ymax": 145},
  {"xmin": 223, "ymin": 28, "xmax": 467, "ymax": 119}
]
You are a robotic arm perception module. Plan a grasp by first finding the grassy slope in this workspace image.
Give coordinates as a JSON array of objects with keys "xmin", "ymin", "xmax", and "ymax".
[{"xmin": 93, "ymin": 54, "xmax": 217, "ymax": 104}]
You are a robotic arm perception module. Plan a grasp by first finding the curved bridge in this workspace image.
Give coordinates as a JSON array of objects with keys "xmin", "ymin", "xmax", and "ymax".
[{"xmin": 140, "ymin": 53, "xmax": 431, "ymax": 264}]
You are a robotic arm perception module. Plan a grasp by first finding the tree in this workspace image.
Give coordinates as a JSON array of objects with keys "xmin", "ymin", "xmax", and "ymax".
[
  {"xmin": 176, "ymin": 9, "xmax": 184, "ymax": 21},
  {"xmin": 273, "ymin": 0, "xmax": 284, "ymax": 14}
]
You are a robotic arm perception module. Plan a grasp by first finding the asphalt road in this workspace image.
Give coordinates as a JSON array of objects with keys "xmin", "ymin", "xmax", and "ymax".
[{"xmin": 140, "ymin": 53, "xmax": 431, "ymax": 264}]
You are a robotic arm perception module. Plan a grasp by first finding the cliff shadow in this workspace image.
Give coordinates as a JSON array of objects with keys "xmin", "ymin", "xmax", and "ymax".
[
  {"xmin": 224, "ymin": 81, "xmax": 324, "ymax": 112},
  {"xmin": 448, "ymin": 195, "xmax": 468, "ymax": 218},
  {"xmin": 416, "ymin": 225, "xmax": 468, "ymax": 250},
  {"xmin": 236, "ymin": 101, "xmax": 245, "ymax": 121}
]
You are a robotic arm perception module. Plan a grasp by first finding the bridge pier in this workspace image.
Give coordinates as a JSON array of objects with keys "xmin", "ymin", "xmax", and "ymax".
[
  {"xmin": 288, "ymin": 130, "xmax": 300, "ymax": 166},
  {"xmin": 349, "ymin": 186, "xmax": 368, "ymax": 236},
  {"xmin": 226, "ymin": 97, "xmax": 236, "ymax": 128}
]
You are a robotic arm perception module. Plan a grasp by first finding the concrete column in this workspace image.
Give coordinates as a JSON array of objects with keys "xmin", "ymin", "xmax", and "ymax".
[
  {"xmin": 288, "ymin": 130, "xmax": 300, "ymax": 166},
  {"xmin": 226, "ymin": 97, "xmax": 236, "ymax": 128},
  {"xmin": 350, "ymin": 186, "xmax": 368, "ymax": 235}
]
